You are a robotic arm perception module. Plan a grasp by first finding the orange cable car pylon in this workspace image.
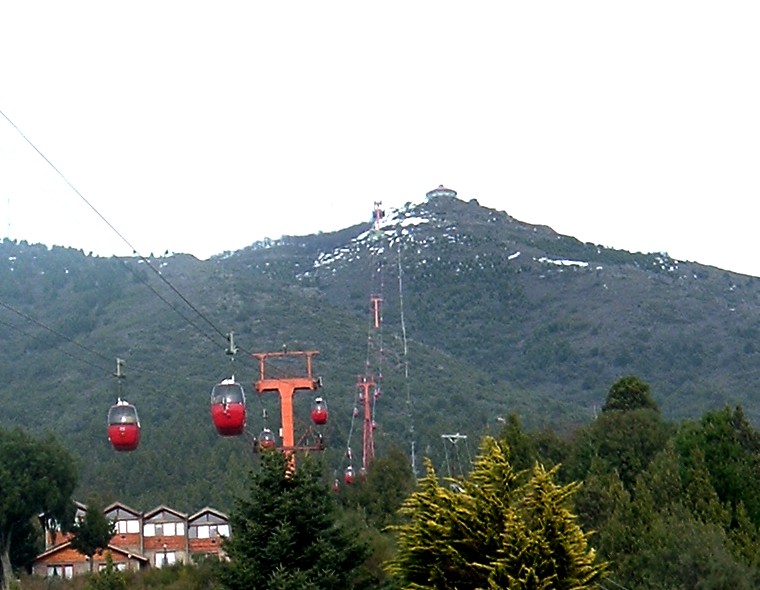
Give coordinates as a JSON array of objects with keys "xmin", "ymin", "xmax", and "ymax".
[
  {"xmin": 252, "ymin": 350, "xmax": 325, "ymax": 468},
  {"xmin": 357, "ymin": 374, "xmax": 376, "ymax": 472}
]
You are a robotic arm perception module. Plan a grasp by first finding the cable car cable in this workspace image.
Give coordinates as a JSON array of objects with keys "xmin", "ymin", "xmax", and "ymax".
[
  {"xmin": 0, "ymin": 108, "xmax": 234, "ymax": 350},
  {"xmin": 396, "ymin": 240, "xmax": 417, "ymax": 478},
  {"xmin": 0, "ymin": 299, "xmax": 113, "ymax": 366},
  {"xmin": 0, "ymin": 313, "xmax": 110, "ymax": 374},
  {"xmin": 116, "ymin": 258, "xmax": 227, "ymax": 353},
  {"xmin": 0, "ymin": 296, "xmax": 222, "ymax": 383}
]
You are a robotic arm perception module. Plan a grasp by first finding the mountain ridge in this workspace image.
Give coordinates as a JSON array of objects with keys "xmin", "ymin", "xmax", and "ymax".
[{"xmin": 2, "ymin": 192, "xmax": 759, "ymax": 509}]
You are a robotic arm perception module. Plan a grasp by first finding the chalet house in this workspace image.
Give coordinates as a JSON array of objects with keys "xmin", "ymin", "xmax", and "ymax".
[{"xmin": 32, "ymin": 501, "xmax": 230, "ymax": 579}]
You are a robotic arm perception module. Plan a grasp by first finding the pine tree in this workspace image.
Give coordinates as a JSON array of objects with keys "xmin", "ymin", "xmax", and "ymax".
[
  {"xmin": 602, "ymin": 375, "xmax": 659, "ymax": 412},
  {"xmin": 217, "ymin": 451, "xmax": 368, "ymax": 590},
  {"xmin": 84, "ymin": 552, "xmax": 127, "ymax": 590},
  {"xmin": 386, "ymin": 437, "xmax": 606, "ymax": 589},
  {"xmin": 70, "ymin": 497, "xmax": 116, "ymax": 572}
]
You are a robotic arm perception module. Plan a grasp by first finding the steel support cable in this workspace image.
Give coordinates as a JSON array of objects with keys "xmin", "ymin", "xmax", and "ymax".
[
  {"xmin": 117, "ymin": 258, "xmax": 226, "ymax": 353},
  {"xmin": 0, "ymin": 299, "xmax": 113, "ymax": 366},
  {"xmin": 0, "ymin": 108, "xmax": 231, "ymax": 347},
  {"xmin": 371, "ymin": 248, "xmax": 384, "ymax": 424},
  {"xmin": 397, "ymin": 241, "xmax": 416, "ymax": 477},
  {"xmin": 0, "ymin": 313, "xmax": 109, "ymax": 374},
  {"xmin": 0, "ymin": 298, "xmax": 214, "ymax": 383}
]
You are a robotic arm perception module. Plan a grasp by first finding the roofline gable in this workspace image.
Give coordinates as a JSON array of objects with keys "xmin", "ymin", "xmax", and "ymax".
[
  {"xmin": 188, "ymin": 506, "xmax": 229, "ymax": 522},
  {"xmin": 34, "ymin": 541, "xmax": 149, "ymax": 563},
  {"xmin": 104, "ymin": 501, "xmax": 143, "ymax": 518},
  {"xmin": 143, "ymin": 505, "xmax": 188, "ymax": 520}
]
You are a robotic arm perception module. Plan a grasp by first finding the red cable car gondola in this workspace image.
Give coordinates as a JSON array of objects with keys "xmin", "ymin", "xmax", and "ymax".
[
  {"xmin": 210, "ymin": 378, "xmax": 246, "ymax": 436},
  {"xmin": 311, "ymin": 396, "xmax": 328, "ymax": 425},
  {"xmin": 344, "ymin": 465, "xmax": 355, "ymax": 484},
  {"xmin": 107, "ymin": 399, "xmax": 141, "ymax": 452},
  {"xmin": 258, "ymin": 428, "xmax": 276, "ymax": 450}
]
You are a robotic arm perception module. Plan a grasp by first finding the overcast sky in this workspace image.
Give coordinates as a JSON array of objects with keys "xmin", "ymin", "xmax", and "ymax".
[{"xmin": 1, "ymin": 2, "xmax": 759, "ymax": 275}]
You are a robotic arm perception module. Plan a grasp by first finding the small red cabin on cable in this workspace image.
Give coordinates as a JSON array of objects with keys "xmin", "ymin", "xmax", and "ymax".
[
  {"xmin": 310, "ymin": 397, "xmax": 328, "ymax": 425},
  {"xmin": 210, "ymin": 378, "xmax": 246, "ymax": 436},
  {"xmin": 344, "ymin": 466, "xmax": 355, "ymax": 485},
  {"xmin": 258, "ymin": 428, "xmax": 276, "ymax": 450},
  {"xmin": 107, "ymin": 400, "xmax": 141, "ymax": 452}
]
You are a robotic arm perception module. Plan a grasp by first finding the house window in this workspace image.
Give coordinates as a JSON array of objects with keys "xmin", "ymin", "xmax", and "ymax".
[
  {"xmin": 99, "ymin": 562, "xmax": 127, "ymax": 572},
  {"xmin": 164, "ymin": 522, "xmax": 175, "ymax": 536},
  {"xmin": 155, "ymin": 551, "xmax": 176, "ymax": 568},
  {"xmin": 47, "ymin": 565, "xmax": 74, "ymax": 579},
  {"xmin": 117, "ymin": 519, "xmax": 140, "ymax": 534},
  {"xmin": 144, "ymin": 523, "xmax": 155, "ymax": 537},
  {"xmin": 191, "ymin": 524, "xmax": 229, "ymax": 539}
]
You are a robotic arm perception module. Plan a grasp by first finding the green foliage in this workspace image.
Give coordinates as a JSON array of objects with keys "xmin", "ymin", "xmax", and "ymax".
[
  {"xmin": 0, "ymin": 427, "xmax": 78, "ymax": 590},
  {"xmin": 497, "ymin": 413, "xmax": 569, "ymax": 473},
  {"xmin": 675, "ymin": 406, "xmax": 760, "ymax": 526},
  {"xmin": 130, "ymin": 561, "xmax": 220, "ymax": 590},
  {"xmin": 599, "ymin": 488, "xmax": 756, "ymax": 589},
  {"xmin": 386, "ymin": 437, "xmax": 606, "ymax": 589},
  {"xmin": 564, "ymin": 406, "xmax": 671, "ymax": 493},
  {"xmin": 337, "ymin": 445, "xmax": 416, "ymax": 529},
  {"xmin": 217, "ymin": 451, "xmax": 369, "ymax": 590},
  {"xmin": 85, "ymin": 553, "xmax": 126, "ymax": 590},
  {"xmin": 8, "ymin": 517, "xmax": 43, "ymax": 575},
  {"xmin": 572, "ymin": 458, "xmax": 629, "ymax": 535},
  {"xmin": 70, "ymin": 497, "xmax": 116, "ymax": 571},
  {"xmin": 587, "ymin": 412, "xmax": 760, "ymax": 588},
  {"xmin": 603, "ymin": 375, "xmax": 659, "ymax": 413}
]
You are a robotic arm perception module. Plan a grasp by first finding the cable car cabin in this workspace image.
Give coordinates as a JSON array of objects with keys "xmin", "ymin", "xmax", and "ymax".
[
  {"xmin": 258, "ymin": 428, "xmax": 276, "ymax": 450},
  {"xmin": 107, "ymin": 400, "xmax": 141, "ymax": 452},
  {"xmin": 210, "ymin": 378, "xmax": 246, "ymax": 436},
  {"xmin": 311, "ymin": 397, "xmax": 328, "ymax": 425},
  {"xmin": 344, "ymin": 466, "xmax": 355, "ymax": 485}
]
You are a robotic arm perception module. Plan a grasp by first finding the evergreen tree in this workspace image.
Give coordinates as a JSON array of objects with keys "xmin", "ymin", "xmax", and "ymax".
[
  {"xmin": 70, "ymin": 496, "xmax": 116, "ymax": 572},
  {"xmin": 338, "ymin": 445, "xmax": 416, "ymax": 529},
  {"xmin": 498, "ymin": 414, "xmax": 569, "ymax": 478},
  {"xmin": 565, "ymin": 377, "xmax": 670, "ymax": 493},
  {"xmin": 676, "ymin": 406, "xmax": 760, "ymax": 526},
  {"xmin": 84, "ymin": 552, "xmax": 127, "ymax": 590},
  {"xmin": 572, "ymin": 458, "xmax": 628, "ymax": 535},
  {"xmin": 602, "ymin": 375, "xmax": 659, "ymax": 412},
  {"xmin": 217, "ymin": 451, "xmax": 368, "ymax": 590},
  {"xmin": 386, "ymin": 437, "xmax": 605, "ymax": 589}
]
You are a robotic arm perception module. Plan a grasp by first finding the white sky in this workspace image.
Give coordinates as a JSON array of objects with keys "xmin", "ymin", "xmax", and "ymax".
[{"xmin": 1, "ymin": 2, "xmax": 759, "ymax": 275}]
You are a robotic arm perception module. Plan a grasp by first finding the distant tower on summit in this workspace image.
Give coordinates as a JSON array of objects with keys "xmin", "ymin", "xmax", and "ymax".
[{"xmin": 426, "ymin": 184, "xmax": 457, "ymax": 199}]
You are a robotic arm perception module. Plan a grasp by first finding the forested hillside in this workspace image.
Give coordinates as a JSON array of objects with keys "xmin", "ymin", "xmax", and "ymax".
[{"xmin": 2, "ymin": 191, "xmax": 760, "ymax": 511}]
